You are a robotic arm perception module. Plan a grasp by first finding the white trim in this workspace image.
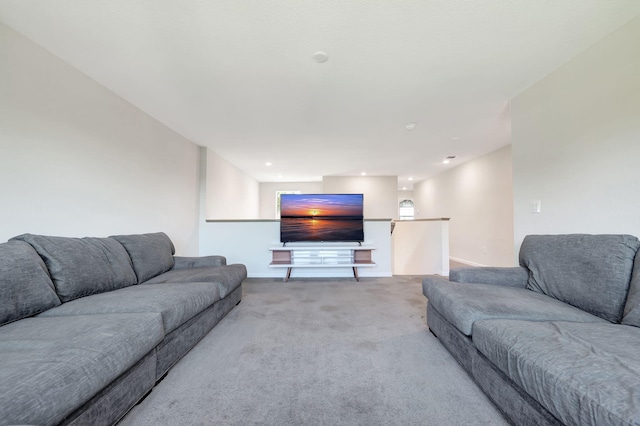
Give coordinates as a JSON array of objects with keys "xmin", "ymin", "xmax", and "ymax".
[{"xmin": 449, "ymin": 256, "xmax": 487, "ymax": 267}]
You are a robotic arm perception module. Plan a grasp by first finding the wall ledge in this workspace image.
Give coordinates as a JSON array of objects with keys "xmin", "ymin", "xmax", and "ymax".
[{"xmin": 206, "ymin": 218, "xmax": 394, "ymax": 223}]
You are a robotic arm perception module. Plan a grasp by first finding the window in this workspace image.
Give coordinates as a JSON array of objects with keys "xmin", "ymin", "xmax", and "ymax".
[{"xmin": 399, "ymin": 199, "xmax": 414, "ymax": 220}]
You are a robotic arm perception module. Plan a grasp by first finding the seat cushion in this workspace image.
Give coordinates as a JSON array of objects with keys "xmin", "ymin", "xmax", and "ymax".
[
  {"xmin": 622, "ymin": 253, "xmax": 640, "ymax": 327},
  {"xmin": 424, "ymin": 279, "xmax": 606, "ymax": 336},
  {"xmin": 473, "ymin": 320, "xmax": 640, "ymax": 426},
  {"xmin": 0, "ymin": 313, "xmax": 163, "ymax": 426},
  {"xmin": 110, "ymin": 232, "xmax": 175, "ymax": 283},
  {"xmin": 144, "ymin": 264, "xmax": 247, "ymax": 299},
  {"xmin": 0, "ymin": 241, "xmax": 61, "ymax": 326},
  {"xmin": 39, "ymin": 282, "xmax": 221, "ymax": 334},
  {"xmin": 10, "ymin": 234, "xmax": 137, "ymax": 302},
  {"xmin": 520, "ymin": 234, "xmax": 640, "ymax": 323}
]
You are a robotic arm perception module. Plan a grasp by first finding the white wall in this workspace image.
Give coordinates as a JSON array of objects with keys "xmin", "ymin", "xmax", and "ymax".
[
  {"xmin": 392, "ymin": 219, "xmax": 449, "ymax": 276},
  {"xmin": 512, "ymin": 16, "xmax": 640, "ymax": 251},
  {"xmin": 0, "ymin": 22, "xmax": 201, "ymax": 254},
  {"xmin": 259, "ymin": 181, "xmax": 323, "ymax": 219},
  {"xmin": 413, "ymin": 146, "xmax": 514, "ymax": 266},
  {"xmin": 205, "ymin": 149, "xmax": 259, "ymax": 219},
  {"xmin": 322, "ymin": 176, "xmax": 398, "ymax": 219}
]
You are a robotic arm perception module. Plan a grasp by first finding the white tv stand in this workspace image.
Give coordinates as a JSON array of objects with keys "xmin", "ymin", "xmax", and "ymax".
[{"xmin": 269, "ymin": 244, "xmax": 375, "ymax": 282}]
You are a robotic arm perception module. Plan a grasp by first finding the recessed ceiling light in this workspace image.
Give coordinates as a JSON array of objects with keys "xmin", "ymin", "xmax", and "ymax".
[
  {"xmin": 312, "ymin": 51, "xmax": 329, "ymax": 63},
  {"xmin": 405, "ymin": 123, "xmax": 417, "ymax": 131},
  {"xmin": 361, "ymin": 172, "xmax": 367, "ymax": 176},
  {"xmin": 408, "ymin": 177, "xmax": 414, "ymax": 181},
  {"xmin": 402, "ymin": 187, "xmax": 407, "ymax": 190},
  {"xmin": 265, "ymin": 162, "xmax": 272, "ymax": 166},
  {"xmin": 451, "ymin": 136, "xmax": 459, "ymax": 140}
]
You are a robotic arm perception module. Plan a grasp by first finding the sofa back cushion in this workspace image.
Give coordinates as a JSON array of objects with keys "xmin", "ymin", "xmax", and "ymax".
[
  {"xmin": 10, "ymin": 234, "xmax": 137, "ymax": 302},
  {"xmin": 110, "ymin": 232, "xmax": 175, "ymax": 283},
  {"xmin": 621, "ymin": 253, "xmax": 640, "ymax": 327},
  {"xmin": 520, "ymin": 234, "xmax": 640, "ymax": 323},
  {"xmin": 0, "ymin": 241, "xmax": 61, "ymax": 326}
]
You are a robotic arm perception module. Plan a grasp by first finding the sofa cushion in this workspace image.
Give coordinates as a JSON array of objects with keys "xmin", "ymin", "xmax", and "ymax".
[
  {"xmin": 622, "ymin": 252, "xmax": 640, "ymax": 327},
  {"xmin": 520, "ymin": 234, "xmax": 640, "ymax": 323},
  {"xmin": 173, "ymin": 255, "xmax": 226, "ymax": 269},
  {"xmin": 449, "ymin": 266, "xmax": 529, "ymax": 287},
  {"xmin": 10, "ymin": 234, "xmax": 137, "ymax": 302},
  {"xmin": 0, "ymin": 241, "xmax": 61, "ymax": 326},
  {"xmin": 423, "ymin": 278, "xmax": 606, "ymax": 336},
  {"xmin": 110, "ymin": 232, "xmax": 175, "ymax": 283},
  {"xmin": 143, "ymin": 263, "xmax": 247, "ymax": 298},
  {"xmin": 0, "ymin": 313, "xmax": 163, "ymax": 426},
  {"xmin": 473, "ymin": 320, "xmax": 640, "ymax": 426},
  {"xmin": 39, "ymin": 282, "xmax": 221, "ymax": 334}
]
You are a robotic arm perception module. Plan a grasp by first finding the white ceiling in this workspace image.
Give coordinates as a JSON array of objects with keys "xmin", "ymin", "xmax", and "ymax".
[{"xmin": 2, "ymin": 1, "xmax": 640, "ymax": 188}]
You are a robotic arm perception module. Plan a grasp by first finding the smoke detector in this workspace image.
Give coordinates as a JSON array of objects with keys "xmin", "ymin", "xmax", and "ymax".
[{"xmin": 312, "ymin": 51, "xmax": 329, "ymax": 63}]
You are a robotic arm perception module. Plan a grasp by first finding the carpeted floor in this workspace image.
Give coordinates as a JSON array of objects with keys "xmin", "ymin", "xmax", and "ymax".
[{"xmin": 119, "ymin": 276, "xmax": 508, "ymax": 425}]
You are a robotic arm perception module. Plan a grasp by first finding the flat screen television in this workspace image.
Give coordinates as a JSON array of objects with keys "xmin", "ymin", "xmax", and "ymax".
[{"xmin": 280, "ymin": 193, "xmax": 364, "ymax": 243}]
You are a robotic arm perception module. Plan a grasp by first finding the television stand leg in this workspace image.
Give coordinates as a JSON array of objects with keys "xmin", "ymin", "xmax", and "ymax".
[
  {"xmin": 353, "ymin": 267, "xmax": 360, "ymax": 282},
  {"xmin": 284, "ymin": 267, "xmax": 292, "ymax": 282}
]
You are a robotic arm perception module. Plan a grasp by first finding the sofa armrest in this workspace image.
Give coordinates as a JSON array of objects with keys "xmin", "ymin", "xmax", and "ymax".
[
  {"xmin": 172, "ymin": 255, "xmax": 227, "ymax": 270},
  {"xmin": 449, "ymin": 266, "xmax": 529, "ymax": 288},
  {"xmin": 422, "ymin": 274, "xmax": 451, "ymax": 298}
]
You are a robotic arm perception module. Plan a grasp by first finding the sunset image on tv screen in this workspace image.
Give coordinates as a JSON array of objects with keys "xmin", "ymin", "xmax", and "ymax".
[
  {"xmin": 280, "ymin": 194, "xmax": 364, "ymax": 242},
  {"xmin": 281, "ymin": 194, "xmax": 363, "ymax": 218}
]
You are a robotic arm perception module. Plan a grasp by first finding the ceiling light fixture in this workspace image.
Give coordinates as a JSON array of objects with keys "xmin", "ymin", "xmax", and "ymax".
[
  {"xmin": 312, "ymin": 51, "xmax": 329, "ymax": 63},
  {"xmin": 405, "ymin": 123, "xmax": 417, "ymax": 130},
  {"xmin": 361, "ymin": 172, "xmax": 367, "ymax": 176},
  {"xmin": 265, "ymin": 162, "xmax": 272, "ymax": 166},
  {"xmin": 408, "ymin": 177, "xmax": 414, "ymax": 181},
  {"xmin": 442, "ymin": 155, "xmax": 456, "ymax": 164}
]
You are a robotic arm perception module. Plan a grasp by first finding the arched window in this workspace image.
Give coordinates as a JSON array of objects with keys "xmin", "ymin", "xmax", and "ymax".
[{"xmin": 399, "ymin": 199, "xmax": 414, "ymax": 220}]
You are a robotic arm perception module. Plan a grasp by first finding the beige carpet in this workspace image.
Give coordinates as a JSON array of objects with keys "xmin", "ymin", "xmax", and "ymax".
[{"xmin": 119, "ymin": 276, "xmax": 507, "ymax": 426}]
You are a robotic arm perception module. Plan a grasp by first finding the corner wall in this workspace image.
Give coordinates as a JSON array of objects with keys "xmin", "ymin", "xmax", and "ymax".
[
  {"xmin": 512, "ymin": 16, "xmax": 640, "ymax": 250},
  {"xmin": 204, "ymin": 150, "xmax": 259, "ymax": 219},
  {"xmin": 413, "ymin": 146, "xmax": 514, "ymax": 266},
  {"xmin": 0, "ymin": 22, "xmax": 201, "ymax": 254}
]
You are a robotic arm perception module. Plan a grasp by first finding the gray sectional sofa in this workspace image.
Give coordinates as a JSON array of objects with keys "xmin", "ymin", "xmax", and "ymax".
[
  {"xmin": 0, "ymin": 232, "xmax": 246, "ymax": 426},
  {"xmin": 423, "ymin": 234, "xmax": 640, "ymax": 426}
]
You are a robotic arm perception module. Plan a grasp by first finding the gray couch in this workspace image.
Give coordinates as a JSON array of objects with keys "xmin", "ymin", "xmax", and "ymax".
[
  {"xmin": 423, "ymin": 234, "xmax": 640, "ymax": 426},
  {"xmin": 0, "ymin": 232, "xmax": 246, "ymax": 426}
]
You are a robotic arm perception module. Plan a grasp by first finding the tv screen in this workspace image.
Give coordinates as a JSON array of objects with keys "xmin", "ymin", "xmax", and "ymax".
[{"xmin": 280, "ymin": 194, "xmax": 364, "ymax": 243}]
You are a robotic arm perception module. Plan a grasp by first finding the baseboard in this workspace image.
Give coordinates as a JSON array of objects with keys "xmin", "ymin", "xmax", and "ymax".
[{"xmin": 449, "ymin": 256, "xmax": 487, "ymax": 267}]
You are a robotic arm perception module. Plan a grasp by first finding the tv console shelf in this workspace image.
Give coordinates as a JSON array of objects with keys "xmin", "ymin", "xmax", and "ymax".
[{"xmin": 269, "ymin": 244, "xmax": 375, "ymax": 282}]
